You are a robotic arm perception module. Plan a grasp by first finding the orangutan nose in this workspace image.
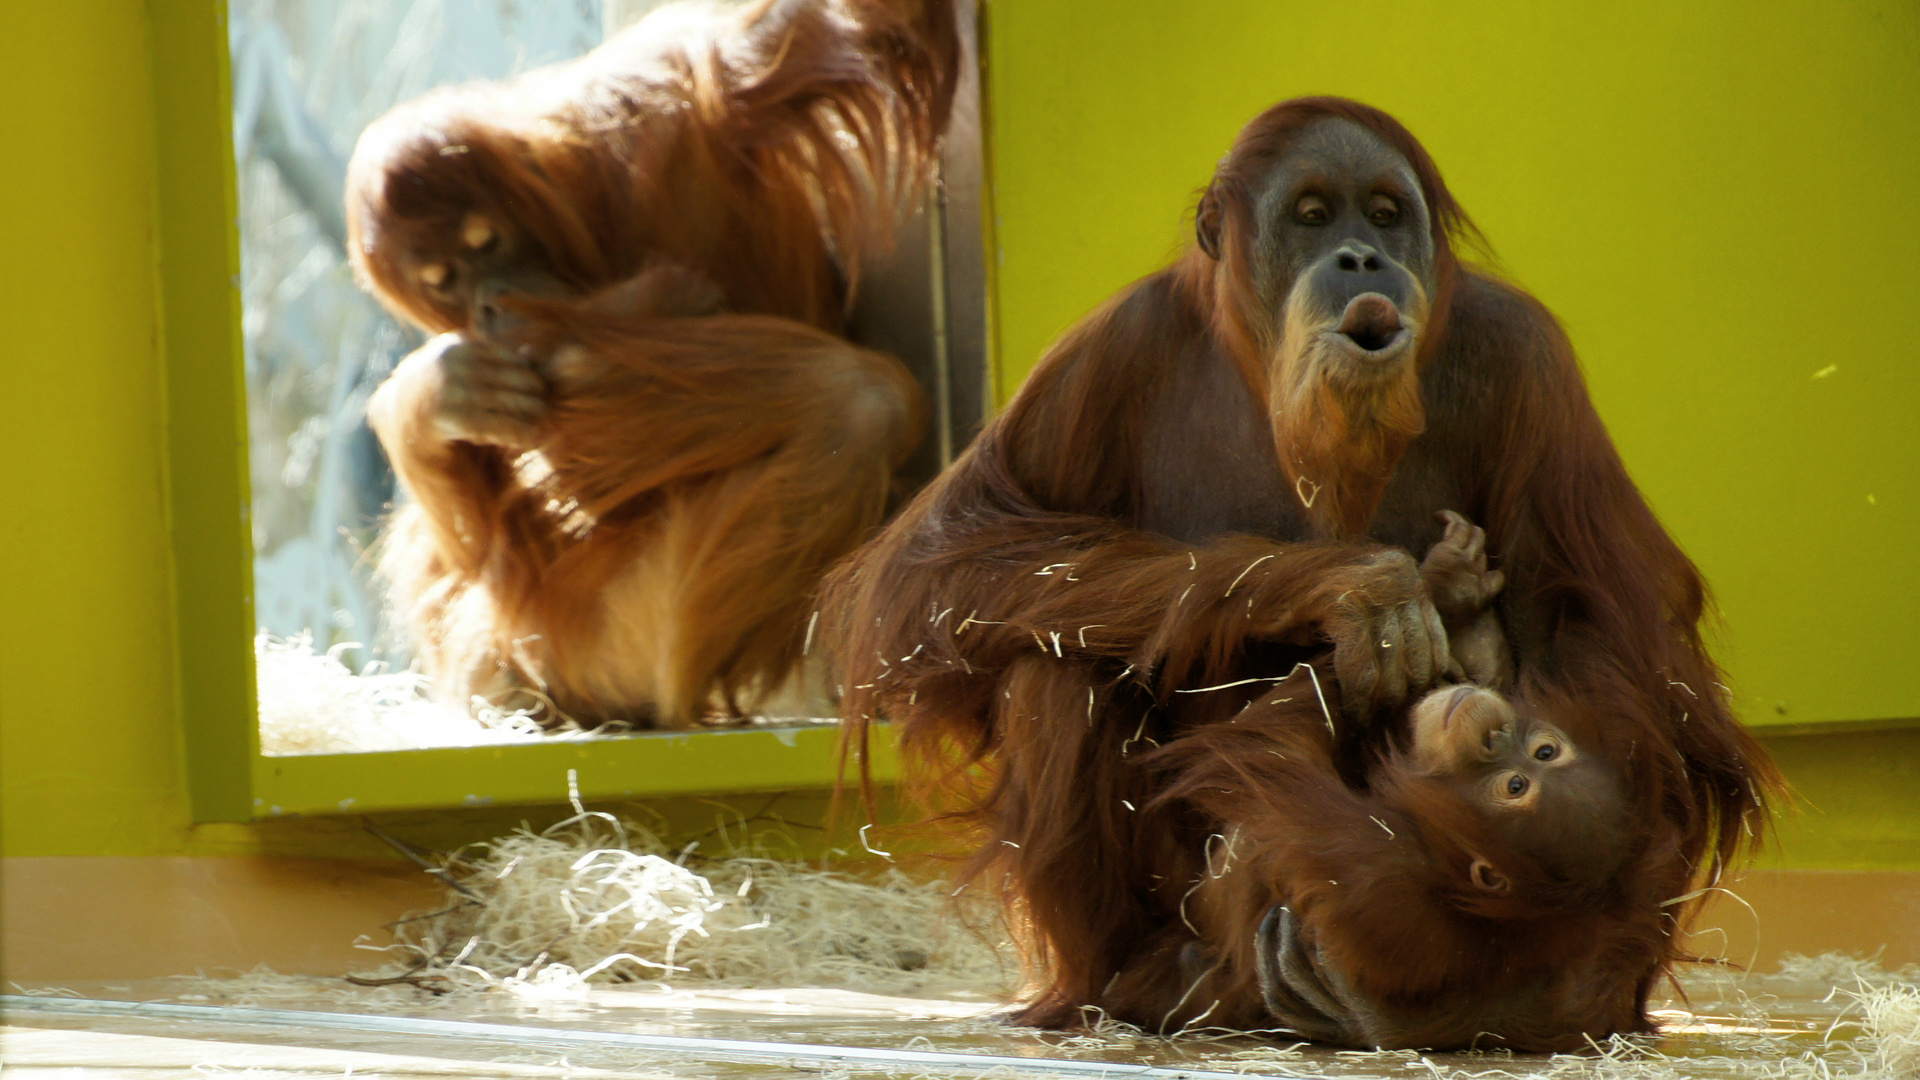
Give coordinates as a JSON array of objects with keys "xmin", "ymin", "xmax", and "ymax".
[{"xmin": 1335, "ymin": 243, "xmax": 1384, "ymax": 273}]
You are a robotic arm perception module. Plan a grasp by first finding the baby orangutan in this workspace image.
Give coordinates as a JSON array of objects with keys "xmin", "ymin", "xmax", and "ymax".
[
  {"xmin": 1132, "ymin": 644, "xmax": 1643, "ymax": 1046},
  {"xmin": 1110, "ymin": 511, "xmax": 1638, "ymax": 1045},
  {"xmin": 1409, "ymin": 507, "xmax": 1624, "ymax": 895},
  {"xmin": 1139, "ymin": 616, "xmax": 1637, "ymax": 1046},
  {"xmin": 1396, "ymin": 681, "xmax": 1629, "ymax": 900}
]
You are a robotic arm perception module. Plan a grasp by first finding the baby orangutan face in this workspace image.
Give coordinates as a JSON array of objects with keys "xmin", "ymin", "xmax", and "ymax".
[
  {"xmin": 1410, "ymin": 685, "xmax": 1570, "ymax": 803},
  {"xmin": 389, "ymin": 208, "xmax": 572, "ymax": 339},
  {"xmin": 1406, "ymin": 685, "xmax": 1629, "ymax": 895}
]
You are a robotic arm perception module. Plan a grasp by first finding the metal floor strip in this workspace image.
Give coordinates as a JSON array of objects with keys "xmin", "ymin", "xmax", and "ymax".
[{"xmin": 0, "ymin": 995, "xmax": 1297, "ymax": 1079}]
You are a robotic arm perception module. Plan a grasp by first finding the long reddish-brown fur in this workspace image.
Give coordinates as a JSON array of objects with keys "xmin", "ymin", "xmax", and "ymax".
[
  {"xmin": 371, "ymin": 305, "xmax": 922, "ymax": 723},
  {"xmin": 1134, "ymin": 676, "xmax": 1679, "ymax": 1049},
  {"xmin": 821, "ymin": 97, "xmax": 1779, "ymax": 1046},
  {"xmin": 351, "ymin": 0, "xmax": 958, "ymax": 335},
  {"xmin": 353, "ymin": 0, "xmax": 958, "ymax": 724}
]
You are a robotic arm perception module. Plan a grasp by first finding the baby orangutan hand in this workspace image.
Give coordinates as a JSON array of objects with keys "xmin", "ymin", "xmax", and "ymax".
[
  {"xmin": 1420, "ymin": 509, "xmax": 1505, "ymax": 621},
  {"xmin": 421, "ymin": 333, "xmax": 549, "ymax": 449},
  {"xmin": 1420, "ymin": 510, "xmax": 1512, "ymax": 689}
]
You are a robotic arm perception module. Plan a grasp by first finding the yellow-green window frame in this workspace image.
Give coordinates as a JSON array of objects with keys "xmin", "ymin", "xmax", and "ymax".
[{"xmin": 154, "ymin": 0, "xmax": 902, "ymax": 823}]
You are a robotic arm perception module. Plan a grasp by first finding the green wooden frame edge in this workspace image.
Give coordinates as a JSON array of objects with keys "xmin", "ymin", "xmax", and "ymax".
[
  {"xmin": 252, "ymin": 723, "xmax": 899, "ymax": 817},
  {"xmin": 974, "ymin": 0, "xmax": 1004, "ymax": 410},
  {"xmin": 152, "ymin": 0, "xmax": 260, "ymax": 823}
]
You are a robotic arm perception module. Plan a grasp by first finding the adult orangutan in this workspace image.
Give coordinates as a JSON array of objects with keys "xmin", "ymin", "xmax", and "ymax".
[
  {"xmin": 822, "ymin": 97, "xmax": 1778, "ymax": 1048},
  {"xmin": 348, "ymin": 0, "xmax": 957, "ymax": 725}
]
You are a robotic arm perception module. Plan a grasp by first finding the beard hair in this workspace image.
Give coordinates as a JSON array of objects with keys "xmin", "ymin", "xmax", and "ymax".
[{"xmin": 1268, "ymin": 288, "xmax": 1428, "ymax": 540}]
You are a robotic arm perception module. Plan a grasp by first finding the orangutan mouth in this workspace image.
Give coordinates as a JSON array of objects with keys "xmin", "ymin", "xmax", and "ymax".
[{"xmin": 1331, "ymin": 293, "xmax": 1412, "ymax": 359}]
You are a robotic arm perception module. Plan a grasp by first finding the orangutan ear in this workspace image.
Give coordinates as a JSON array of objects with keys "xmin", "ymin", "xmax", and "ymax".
[
  {"xmin": 1195, "ymin": 185, "xmax": 1224, "ymax": 261},
  {"xmin": 1469, "ymin": 857, "xmax": 1511, "ymax": 893}
]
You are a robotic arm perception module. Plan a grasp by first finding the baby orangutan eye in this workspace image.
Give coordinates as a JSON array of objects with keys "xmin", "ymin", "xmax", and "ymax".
[
  {"xmin": 1501, "ymin": 772, "xmax": 1529, "ymax": 798},
  {"xmin": 462, "ymin": 212, "xmax": 498, "ymax": 252},
  {"xmin": 1533, "ymin": 742, "xmax": 1558, "ymax": 761}
]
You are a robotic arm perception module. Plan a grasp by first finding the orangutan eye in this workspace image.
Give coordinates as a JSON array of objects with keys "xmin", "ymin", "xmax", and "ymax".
[
  {"xmin": 1504, "ymin": 773, "xmax": 1529, "ymax": 797},
  {"xmin": 1368, "ymin": 194, "xmax": 1399, "ymax": 226},
  {"xmin": 1533, "ymin": 742, "xmax": 1558, "ymax": 762},
  {"xmin": 1295, "ymin": 195, "xmax": 1330, "ymax": 225},
  {"xmin": 461, "ymin": 212, "xmax": 498, "ymax": 252}
]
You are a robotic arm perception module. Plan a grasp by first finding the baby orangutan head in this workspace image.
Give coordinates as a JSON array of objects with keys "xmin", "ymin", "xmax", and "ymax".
[
  {"xmin": 345, "ymin": 99, "xmax": 615, "ymax": 337},
  {"xmin": 1397, "ymin": 684, "xmax": 1631, "ymax": 906}
]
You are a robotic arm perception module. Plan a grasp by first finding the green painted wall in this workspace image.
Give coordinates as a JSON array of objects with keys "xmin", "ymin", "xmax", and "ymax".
[
  {"xmin": 0, "ymin": 3, "xmax": 1913, "ymax": 870},
  {"xmin": 0, "ymin": 4, "xmax": 877, "ymax": 862},
  {"xmin": 984, "ymin": 1, "xmax": 1920, "ymax": 732},
  {"xmin": 1760, "ymin": 728, "xmax": 1920, "ymax": 871},
  {"xmin": 0, "ymin": 5, "xmax": 193, "ymax": 858}
]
